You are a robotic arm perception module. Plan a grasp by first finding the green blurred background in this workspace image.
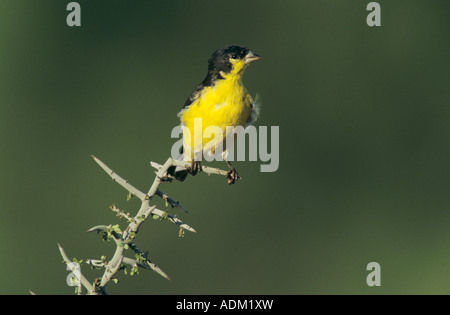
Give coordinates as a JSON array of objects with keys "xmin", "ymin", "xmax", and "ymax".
[{"xmin": 0, "ymin": 0, "xmax": 449, "ymax": 294}]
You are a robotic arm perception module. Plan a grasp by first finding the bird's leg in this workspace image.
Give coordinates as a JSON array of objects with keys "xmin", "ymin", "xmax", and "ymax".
[
  {"xmin": 225, "ymin": 159, "xmax": 240, "ymax": 185},
  {"xmin": 188, "ymin": 150, "xmax": 203, "ymax": 176},
  {"xmin": 189, "ymin": 160, "xmax": 202, "ymax": 176}
]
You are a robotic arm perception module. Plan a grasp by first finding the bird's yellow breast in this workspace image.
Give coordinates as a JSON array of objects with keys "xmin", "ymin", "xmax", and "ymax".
[{"xmin": 180, "ymin": 76, "xmax": 253, "ymax": 159}]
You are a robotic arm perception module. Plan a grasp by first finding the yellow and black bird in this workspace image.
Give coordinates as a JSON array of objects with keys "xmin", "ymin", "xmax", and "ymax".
[{"xmin": 172, "ymin": 45, "xmax": 261, "ymax": 185}]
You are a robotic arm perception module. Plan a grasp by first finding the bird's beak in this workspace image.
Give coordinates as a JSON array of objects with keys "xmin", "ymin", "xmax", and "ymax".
[{"xmin": 244, "ymin": 51, "xmax": 261, "ymax": 64}]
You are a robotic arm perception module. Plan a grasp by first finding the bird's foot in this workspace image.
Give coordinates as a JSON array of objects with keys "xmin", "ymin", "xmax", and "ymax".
[
  {"xmin": 226, "ymin": 167, "xmax": 240, "ymax": 185},
  {"xmin": 189, "ymin": 161, "xmax": 202, "ymax": 176}
]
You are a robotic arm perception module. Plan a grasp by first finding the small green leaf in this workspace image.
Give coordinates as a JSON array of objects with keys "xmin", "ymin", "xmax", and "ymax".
[
  {"xmin": 130, "ymin": 266, "xmax": 139, "ymax": 276},
  {"xmin": 112, "ymin": 224, "xmax": 122, "ymax": 234},
  {"xmin": 72, "ymin": 258, "xmax": 83, "ymax": 265}
]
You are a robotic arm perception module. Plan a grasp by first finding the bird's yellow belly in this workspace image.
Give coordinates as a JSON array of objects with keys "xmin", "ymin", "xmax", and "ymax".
[{"xmin": 181, "ymin": 81, "xmax": 252, "ymax": 160}]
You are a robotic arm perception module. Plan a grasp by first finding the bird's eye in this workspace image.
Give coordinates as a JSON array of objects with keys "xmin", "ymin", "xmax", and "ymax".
[{"xmin": 231, "ymin": 53, "xmax": 238, "ymax": 59}]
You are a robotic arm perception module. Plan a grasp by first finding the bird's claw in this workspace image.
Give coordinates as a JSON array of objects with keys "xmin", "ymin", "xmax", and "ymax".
[
  {"xmin": 189, "ymin": 161, "xmax": 202, "ymax": 176},
  {"xmin": 226, "ymin": 167, "xmax": 240, "ymax": 185}
]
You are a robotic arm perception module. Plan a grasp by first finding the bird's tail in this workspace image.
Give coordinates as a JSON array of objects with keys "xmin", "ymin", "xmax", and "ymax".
[{"xmin": 167, "ymin": 153, "xmax": 189, "ymax": 182}]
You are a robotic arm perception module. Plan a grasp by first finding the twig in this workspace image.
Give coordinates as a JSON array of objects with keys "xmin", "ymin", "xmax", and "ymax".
[
  {"xmin": 150, "ymin": 160, "xmax": 229, "ymax": 177},
  {"xmin": 91, "ymin": 155, "xmax": 147, "ymax": 201},
  {"xmin": 156, "ymin": 189, "xmax": 189, "ymax": 213},
  {"xmin": 57, "ymin": 243, "xmax": 96, "ymax": 294},
  {"xmin": 58, "ymin": 156, "xmax": 227, "ymax": 294}
]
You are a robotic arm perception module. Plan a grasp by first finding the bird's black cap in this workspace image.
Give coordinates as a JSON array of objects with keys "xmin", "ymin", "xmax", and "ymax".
[
  {"xmin": 203, "ymin": 45, "xmax": 253, "ymax": 86},
  {"xmin": 208, "ymin": 45, "xmax": 249, "ymax": 71}
]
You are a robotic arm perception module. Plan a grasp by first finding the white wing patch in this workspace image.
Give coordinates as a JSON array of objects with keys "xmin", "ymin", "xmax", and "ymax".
[{"xmin": 245, "ymin": 93, "xmax": 261, "ymax": 129}]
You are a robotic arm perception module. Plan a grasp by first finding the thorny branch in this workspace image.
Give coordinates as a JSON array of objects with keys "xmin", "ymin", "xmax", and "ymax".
[{"xmin": 57, "ymin": 156, "xmax": 227, "ymax": 295}]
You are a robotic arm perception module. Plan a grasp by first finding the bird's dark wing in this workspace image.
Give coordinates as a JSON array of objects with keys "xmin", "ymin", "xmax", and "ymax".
[
  {"xmin": 182, "ymin": 70, "xmax": 218, "ymax": 110},
  {"xmin": 178, "ymin": 83, "xmax": 206, "ymax": 154},
  {"xmin": 182, "ymin": 84, "xmax": 204, "ymax": 109}
]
